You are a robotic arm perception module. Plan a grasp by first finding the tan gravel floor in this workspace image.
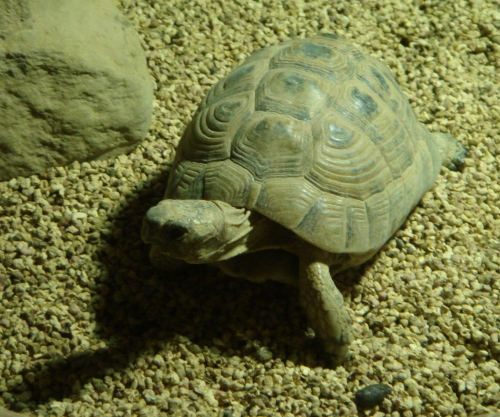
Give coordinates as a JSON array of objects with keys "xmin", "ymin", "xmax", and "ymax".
[{"xmin": 1, "ymin": 0, "xmax": 500, "ymax": 416}]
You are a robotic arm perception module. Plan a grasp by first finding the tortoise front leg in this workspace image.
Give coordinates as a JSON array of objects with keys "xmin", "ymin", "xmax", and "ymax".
[
  {"xmin": 298, "ymin": 255, "xmax": 353, "ymax": 363},
  {"xmin": 215, "ymin": 250, "xmax": 299, "ymax": 286}
]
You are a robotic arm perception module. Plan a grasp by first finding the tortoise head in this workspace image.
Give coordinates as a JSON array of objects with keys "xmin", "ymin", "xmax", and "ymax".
[{"xmin": 142, "ymin": 199, "xmax": 251, "ymax": 263}]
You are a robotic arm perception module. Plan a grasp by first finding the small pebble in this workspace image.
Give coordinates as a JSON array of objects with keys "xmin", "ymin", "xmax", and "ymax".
[{"xmin": 355, "ymin": 384, "xmax": 392, "ymax": 409}]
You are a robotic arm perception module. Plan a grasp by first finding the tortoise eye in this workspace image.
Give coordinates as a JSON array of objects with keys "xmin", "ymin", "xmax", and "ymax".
[{"xmin": 165, "ymin": 225, "xmax": 188, "ymax": 240}]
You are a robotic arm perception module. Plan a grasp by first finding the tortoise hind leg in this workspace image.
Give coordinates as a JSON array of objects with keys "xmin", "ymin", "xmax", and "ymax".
[
  {"xmin": 432, "ymin": 132, "xmax": 467, "ymax": 170},
  {"xmin": 298, "ymin": 254, "xmax": 353, "ymax": 363}
]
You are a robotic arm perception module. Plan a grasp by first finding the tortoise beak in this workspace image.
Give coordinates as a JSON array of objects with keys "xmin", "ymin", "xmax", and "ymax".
[{"xmin": 141, "ymin": 205, "xmax": 168, "ymax": 245}]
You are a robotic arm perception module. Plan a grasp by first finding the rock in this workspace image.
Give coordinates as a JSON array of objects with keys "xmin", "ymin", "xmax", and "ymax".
[
  {"xmin": 355, "ymin": 384, "xmax": 392, "ymax": 410},
  {"xmin": 0, "ymin": 0, "xmax": 154, "ymax": 181}
]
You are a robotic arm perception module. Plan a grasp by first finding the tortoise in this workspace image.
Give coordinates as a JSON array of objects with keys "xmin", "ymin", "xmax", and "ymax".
[{"xmin": 142, "ymin": 33, "xmax": 465, "ymax": 362}]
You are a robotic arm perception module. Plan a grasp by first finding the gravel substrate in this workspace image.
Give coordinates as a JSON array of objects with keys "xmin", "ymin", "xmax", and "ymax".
[{"xmin": 1, "ymin": 0, "xmax": 500, "ymax": 416}]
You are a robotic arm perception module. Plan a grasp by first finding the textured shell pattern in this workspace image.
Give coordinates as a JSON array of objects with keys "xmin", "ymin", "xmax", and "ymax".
[{"xmin": 165, "ymin": 34, "xmax": 442, "ymax": 254}]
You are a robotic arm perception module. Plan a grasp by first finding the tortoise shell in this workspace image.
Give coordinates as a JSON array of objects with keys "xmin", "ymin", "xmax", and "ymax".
[{"xmin": 165, "ymin": 33, "xmax": 441, "ymax": 255}]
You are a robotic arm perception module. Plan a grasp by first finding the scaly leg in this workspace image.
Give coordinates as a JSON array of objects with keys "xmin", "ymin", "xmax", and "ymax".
[
  {"xmin": 215, "ymin": 250, "xmax": 299, "ymax": 286},
  {"xmin": 299, "ymin": 255, "xmax": 353, "ymax": 363}
]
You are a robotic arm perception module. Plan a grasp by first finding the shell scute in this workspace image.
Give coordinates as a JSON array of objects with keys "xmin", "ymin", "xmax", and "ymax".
[
  {"xmin": 270, "ymin": 41, "xmax": 356, "ymax": 85},
  {"xmin": 205, "ymin": 61, "xmax": 268, "ymax": 106},
  {"xmin": 256, "ymin": 177, "xmax": 320, "ymax": 228},
  {"xmin": 182, "ymin": 92, "xmax": 253, "ymax": 162},
  {"xmin": 307, "ymin": 114, "xmax": 393, "ymax": 200},
  {"xmin": 203, "ymin": 160, "xmax": 253, "ymax": 207},
  {"xmin": 231, "ymin": 112, "xmax": 312, "ymax": 180},
  {"xmin": 350, "ymin": 87, "xmax": 379, "ymax": 119},
  {"xmin": 166, "ymin": 160, "xmax": 206, "ymax": 200},
  {"xmin": 255, "ymin": 69, "xmax": 328, "ymax": 121}
]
